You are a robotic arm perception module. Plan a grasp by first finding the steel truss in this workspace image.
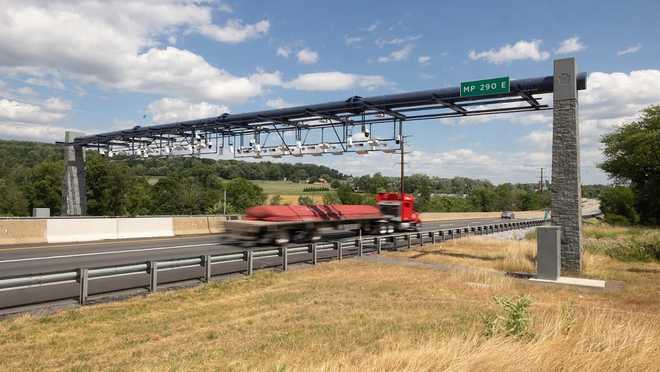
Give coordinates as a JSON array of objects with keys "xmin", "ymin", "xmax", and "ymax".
[{"xmin": 72, "ymin": 73, "xmax": 587, "ymax": 159}]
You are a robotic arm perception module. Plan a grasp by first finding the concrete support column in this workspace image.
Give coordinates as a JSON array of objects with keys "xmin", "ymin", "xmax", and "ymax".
[
  {"xmin": 62, "ymin": 131, "xmax": 87, "ymax": 216},
  {"xmin": 551, "ymin": 58, "xmax": 582, "ymax": 272}
]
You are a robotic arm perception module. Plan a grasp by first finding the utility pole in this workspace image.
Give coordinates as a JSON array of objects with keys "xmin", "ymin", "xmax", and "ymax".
[
  {"xmin": 223, "ymin": 189, "xmax": 227, "ymax": 215},
  {"xmin": 399, "ymin": 119, "xmax": 404, "ymax": 197},
  {"xmin": 539, "ymin": 168, "xmax": 544, "ymax": 192}
]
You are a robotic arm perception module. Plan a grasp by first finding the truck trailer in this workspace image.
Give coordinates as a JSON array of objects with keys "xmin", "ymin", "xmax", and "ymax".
[{"xmin": 226, "ymin": 192, "xmax": 421, "ymax": 245}]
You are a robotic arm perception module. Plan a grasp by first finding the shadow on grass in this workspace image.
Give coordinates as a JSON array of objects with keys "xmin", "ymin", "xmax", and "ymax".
[{"xmin": 410, "ymin": 250, "xmax": 505, "ymax": 262}]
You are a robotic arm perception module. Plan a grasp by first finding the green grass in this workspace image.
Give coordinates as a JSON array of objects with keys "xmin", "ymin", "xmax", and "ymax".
[
  {"xmin": 582, "ymin": 223, "xmax": 660, "ymax": 262},
  {"xmin": 253, "ymin": 180, "xmax": 331, "ymax": 195}
]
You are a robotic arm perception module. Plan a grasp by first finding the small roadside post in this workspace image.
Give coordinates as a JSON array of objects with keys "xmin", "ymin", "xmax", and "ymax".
[{"xmin": 536, "ymin": 226, "xmax": 561, "ymax": 280}]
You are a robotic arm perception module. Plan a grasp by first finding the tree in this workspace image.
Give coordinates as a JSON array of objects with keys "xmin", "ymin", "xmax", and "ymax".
[
  {"xmin": 336, "ymin": 184, "xmax": 362, "ymax": 204},
  {"xmin": 26, "ymin": 161, "xmax": 63, "ymax": 215},
  {"xmin": 599, "ymin": 186, "xmax": 639, "ymax": 225},
  {"xmin": 469, "ymin": 186, "xmax": 497, "ymax": 212},
  {"xmin": 0, "ymin": 179, "xmax": 28, "ymax": 216},
  {"xmin": 322, "ymin": 193, "xmax": 341, "ymax": 205},
  {"xmin": 600, "ymin": 105, "xmax": 660, "ymax": 224},
  {"xmin": 298, "ymin": 195, "xmax": 315, "ymax": 206},
  {"xmin": 270, "ymin": 195, "xmax": 282, "ymax": 205},
  {"xmin": 224, "ymin": 178, "xmax": 266, "ymax": 213}
]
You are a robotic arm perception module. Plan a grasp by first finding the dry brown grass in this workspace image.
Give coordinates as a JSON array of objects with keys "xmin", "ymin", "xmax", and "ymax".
[
  {"xmin": 1, "ymin": 226, "xmax": 659, "ymax": 371},
  {"xmin": 387, "ymin": 236, "xmax": 538, "ymax": 274}
]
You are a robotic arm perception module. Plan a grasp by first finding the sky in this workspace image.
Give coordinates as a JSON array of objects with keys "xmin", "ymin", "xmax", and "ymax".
[{"xmin": 1, "ymin": 0, "xmax": 659, "ymax": 184}]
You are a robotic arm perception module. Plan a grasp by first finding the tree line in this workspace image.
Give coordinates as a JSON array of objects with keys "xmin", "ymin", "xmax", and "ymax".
[
  {"xmin": 598, "ymin": 105, "xmax": 660, "ymax": 225},
  {"xmin": 0, "ymin": 140, "xmax": 342, "ymax": 216}
]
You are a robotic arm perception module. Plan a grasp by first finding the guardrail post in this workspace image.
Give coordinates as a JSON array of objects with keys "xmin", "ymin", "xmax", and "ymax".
[
  {"xmin": 202, "ymin": 255, "xmax": 211, "ymax": 282},
  {"xmin": 407, "ymin": 234, "xmax": 412, "ymax": 249},
  {"xmin": 431, "ymin": 232, "xmax": 436, "ymax": 244},
  {"xmin": 357, "ymin": 238, "xmax": 363, "ymax": 256},
  {"xmin": 418, "ymin": 232, "xmax": 424, "ymax": 246},
  {"xmin": 149, "ymin": 261, "xmax": 158, "ymax": 292},
  {"xmin": 78, "ymin": 268, "xmax": 88, "ymax": 305},
  {"xmin": 245, "ymin": 250, "xmax": 253, "ymax": 276},
  {"xmin": 311, "ymin": 243, "xmax": 317, "ymax": 265},
  {"xmin": 376, "ymin": 237, "xmax": 382, "ymax": 254},
  {"xmin": 281, "ymin": 246, "xmax": 288, "ymax": 271},
  {"xmin": 336, "ymin": 241, "xmax": 343, "ymax": 260}
]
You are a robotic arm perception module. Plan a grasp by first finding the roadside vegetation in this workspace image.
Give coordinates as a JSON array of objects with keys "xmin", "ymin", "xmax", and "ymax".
[
  {"xmin": 598, "ymin": 105, "xmax": 660, "ymax": 226},
  {"xmin": 1, "ymin": 224, "xmax": 659, "ymax": 371}
]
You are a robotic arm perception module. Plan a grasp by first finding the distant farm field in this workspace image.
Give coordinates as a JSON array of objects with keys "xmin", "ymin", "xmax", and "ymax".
[
  {"xmin": 1, "ymin": 224, "xmax": 659, "ymax": 371},
  {"xmin": 253, "ymin": 180, "xmax": 330, "ymax": 195}
]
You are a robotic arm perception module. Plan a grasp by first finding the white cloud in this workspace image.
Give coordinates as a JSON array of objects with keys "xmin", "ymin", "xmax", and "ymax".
[
  {"xmin": 265, "ymin": 97, "xmax": 295, "ymax": 109},
  {"xmin": 418, "ymin": 56, "xmax": 431, "ymax": 65},
  {"xmin": 276, "ymin": 46, "xmax": 291, "ymax": 58},
  {"xmin": 375, "ymin": 35, "xmax": 421, "ymax": 48},
  {"xmin": 345, "ymin": 36, "xmax": 362, "ymax": 46},
  {"xmin": 198, "ymin": 19, "xmax": 270, "ymax": 44},
  {"xmin": 376, "ymin": 44, "xmax": 414, "ymax": 63},
  {"xmin": 218, "ymin": 2, "xmax": 234, "ymax": 13},
  {"xmin": 617, "ymin": 43, "xmax": 642, "ymax": 56},
  {"xmin": 249, "ymin": 69, "xmax": 283, "ymax": 87},
  {"xmin": 521, "ymin": 130, "xmax": 552, "ymax": 148},
  {"xmin": 578, "ymin": 69, "xmax": 660, "ymax": 145},
  {"xmin": 363, "ymin": 22, "xmax": 379, "ymax": 32},
  {"xmin": 554, "ymin": 37, "xmax": 585, "ymax": 54},
  {"xmin": 146, "ymin": 98, "xmax": 229, "ymax": 124},
  {"xmin": 468, "ymin": 40, "xmax": 550, "ymax": 64},
  {"xmin": 296, "ymin": 48, "xmax": 319, "ymax": 64},
  {"xmin": 284, "ymin": 72, "xmax": 388, "ymax": 91},
  {"xmin": 0, "ymin": 1, "xmax": 271, "ymax": 105},
  {"xmin": 0, "ymin": 122, "xmax": 69, "ymax": 142},
  {"xmin": 0, "ymin": 97, "xmax": 70, "ymax": 124}
]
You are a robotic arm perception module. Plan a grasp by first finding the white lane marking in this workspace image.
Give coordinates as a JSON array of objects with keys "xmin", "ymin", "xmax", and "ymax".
[
  {"xmin": 0, "ymin": 234, "xmax": 216, "ymax": 252},
  {"xmin": 0, "ymin": 243, "xmax": 221, "ymax": 264}
]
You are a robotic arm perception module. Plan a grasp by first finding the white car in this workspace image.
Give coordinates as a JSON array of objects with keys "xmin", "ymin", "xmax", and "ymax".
[{"xmin": 501, "ymin": 211, "xmax": 515, "ymax": 219}]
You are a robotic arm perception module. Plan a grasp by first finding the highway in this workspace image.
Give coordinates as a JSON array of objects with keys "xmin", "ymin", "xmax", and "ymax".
[
  {"xmin": 0, "ymin": 218, "xmax": 508, "ymax": 277},
  {"xmin": 0, "ymin": 217, "xmax": 538, "ymax": 312}
]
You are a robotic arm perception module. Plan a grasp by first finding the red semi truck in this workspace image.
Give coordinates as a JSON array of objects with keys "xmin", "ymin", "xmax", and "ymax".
[{"xmin": 226, "ymin": 192, "xmax": 421, "ymax": 245}]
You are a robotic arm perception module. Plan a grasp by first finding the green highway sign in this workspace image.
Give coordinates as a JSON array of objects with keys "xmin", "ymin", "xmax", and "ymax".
[{"xmin": 460, "ymin": 76, "xmax": 510, "ymax": 97}]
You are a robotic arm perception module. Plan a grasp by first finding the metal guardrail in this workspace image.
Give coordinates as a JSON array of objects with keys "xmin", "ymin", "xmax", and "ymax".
[{"xmin": 0, "ymin": 219, "xmax": 545, "ymax": 310}]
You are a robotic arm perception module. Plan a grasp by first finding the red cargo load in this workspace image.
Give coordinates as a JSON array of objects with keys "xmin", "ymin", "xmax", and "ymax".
[{"xmin": 245, "ymin": 204, "xmax": 382, "ymax": 222}]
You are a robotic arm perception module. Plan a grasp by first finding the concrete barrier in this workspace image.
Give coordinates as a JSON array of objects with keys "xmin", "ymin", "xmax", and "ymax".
[
  {"xmin": 0, "ymin": 220, "xmax": 47, "ymax": 245},
  {"xmin": 47, "ymin": 219, "xmax": 118, "ymax": 243},
  {"xmin": 116, "ymin": 217, "xmax": 173, "ymax": 239},
  {"xmin": 173, "ymin": 216, "xmax": 211, "ymax": 235},
  {"xmin": 1, "ymin": 215, "xmax": 225, "ymax": 246},
  {"xmin": 207, "ymin": 216, "xmax": 226, "ymax": 234}
]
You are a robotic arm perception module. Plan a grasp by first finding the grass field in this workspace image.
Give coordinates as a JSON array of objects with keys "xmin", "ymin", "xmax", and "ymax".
[
  {"xmin": 253, "ymin": 180, "xmax": 330, "ymax": 195},
  {"xmin": 1, "ymin": 224, "xmax": 659, "ymax": 371}
]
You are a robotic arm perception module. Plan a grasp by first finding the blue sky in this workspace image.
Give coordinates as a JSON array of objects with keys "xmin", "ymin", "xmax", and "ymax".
[{"xmin": 1, "ymin": 0, "xmax": 659, "ymax": 184}]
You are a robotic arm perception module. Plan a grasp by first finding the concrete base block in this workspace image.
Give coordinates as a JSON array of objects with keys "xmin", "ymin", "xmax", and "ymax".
[{"xmin": 530, "ymin": 276, "xmax": 605, "ymax": 288}]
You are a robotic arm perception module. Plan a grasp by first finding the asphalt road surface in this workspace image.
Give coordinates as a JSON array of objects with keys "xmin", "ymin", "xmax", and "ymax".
[{"xmin": 0, "ymin": 218, "xmax": 510, "ymax": 278}]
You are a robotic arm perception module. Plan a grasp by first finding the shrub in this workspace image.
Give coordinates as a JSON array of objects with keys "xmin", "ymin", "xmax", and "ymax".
[
  {"xmin": 270, "ymin": 195, "xmax": 282, "ymax": 205},
  {"xmin": 482, "ymin": 295, "xmax": 533, "ymax": 338},
  {"xmin": 322, "ymin": 193, "xmax": 341, "ymax": 205},
  {"xmin": 298, "ymin": 195, "xmax": 315, "ymax": 206},
  {"xmin": 604, "ymin": 213, "xmax": 631, "ymax": 226},
  {"xmin": 599, "ymin": 186, "xmax": 639, "ymax": 225}
]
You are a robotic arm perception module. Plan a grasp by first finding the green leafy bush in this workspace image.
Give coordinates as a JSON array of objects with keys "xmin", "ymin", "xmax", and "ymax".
[
  {"xmin": 482, "ymin": 295, "xmax": 533, "ymax": 338},
  {"xmin": 297, "ymin": 195, "xmax": 315, "ymax": 206},
  {"xmin": 599, "ymin": 186, "xmax": 639, "ymax": 225}
]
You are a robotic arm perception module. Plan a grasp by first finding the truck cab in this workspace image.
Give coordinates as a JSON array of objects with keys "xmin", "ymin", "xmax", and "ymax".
[{"xmin": 376, "ymin": 192, "xmax": 421, "ymax": 232}]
